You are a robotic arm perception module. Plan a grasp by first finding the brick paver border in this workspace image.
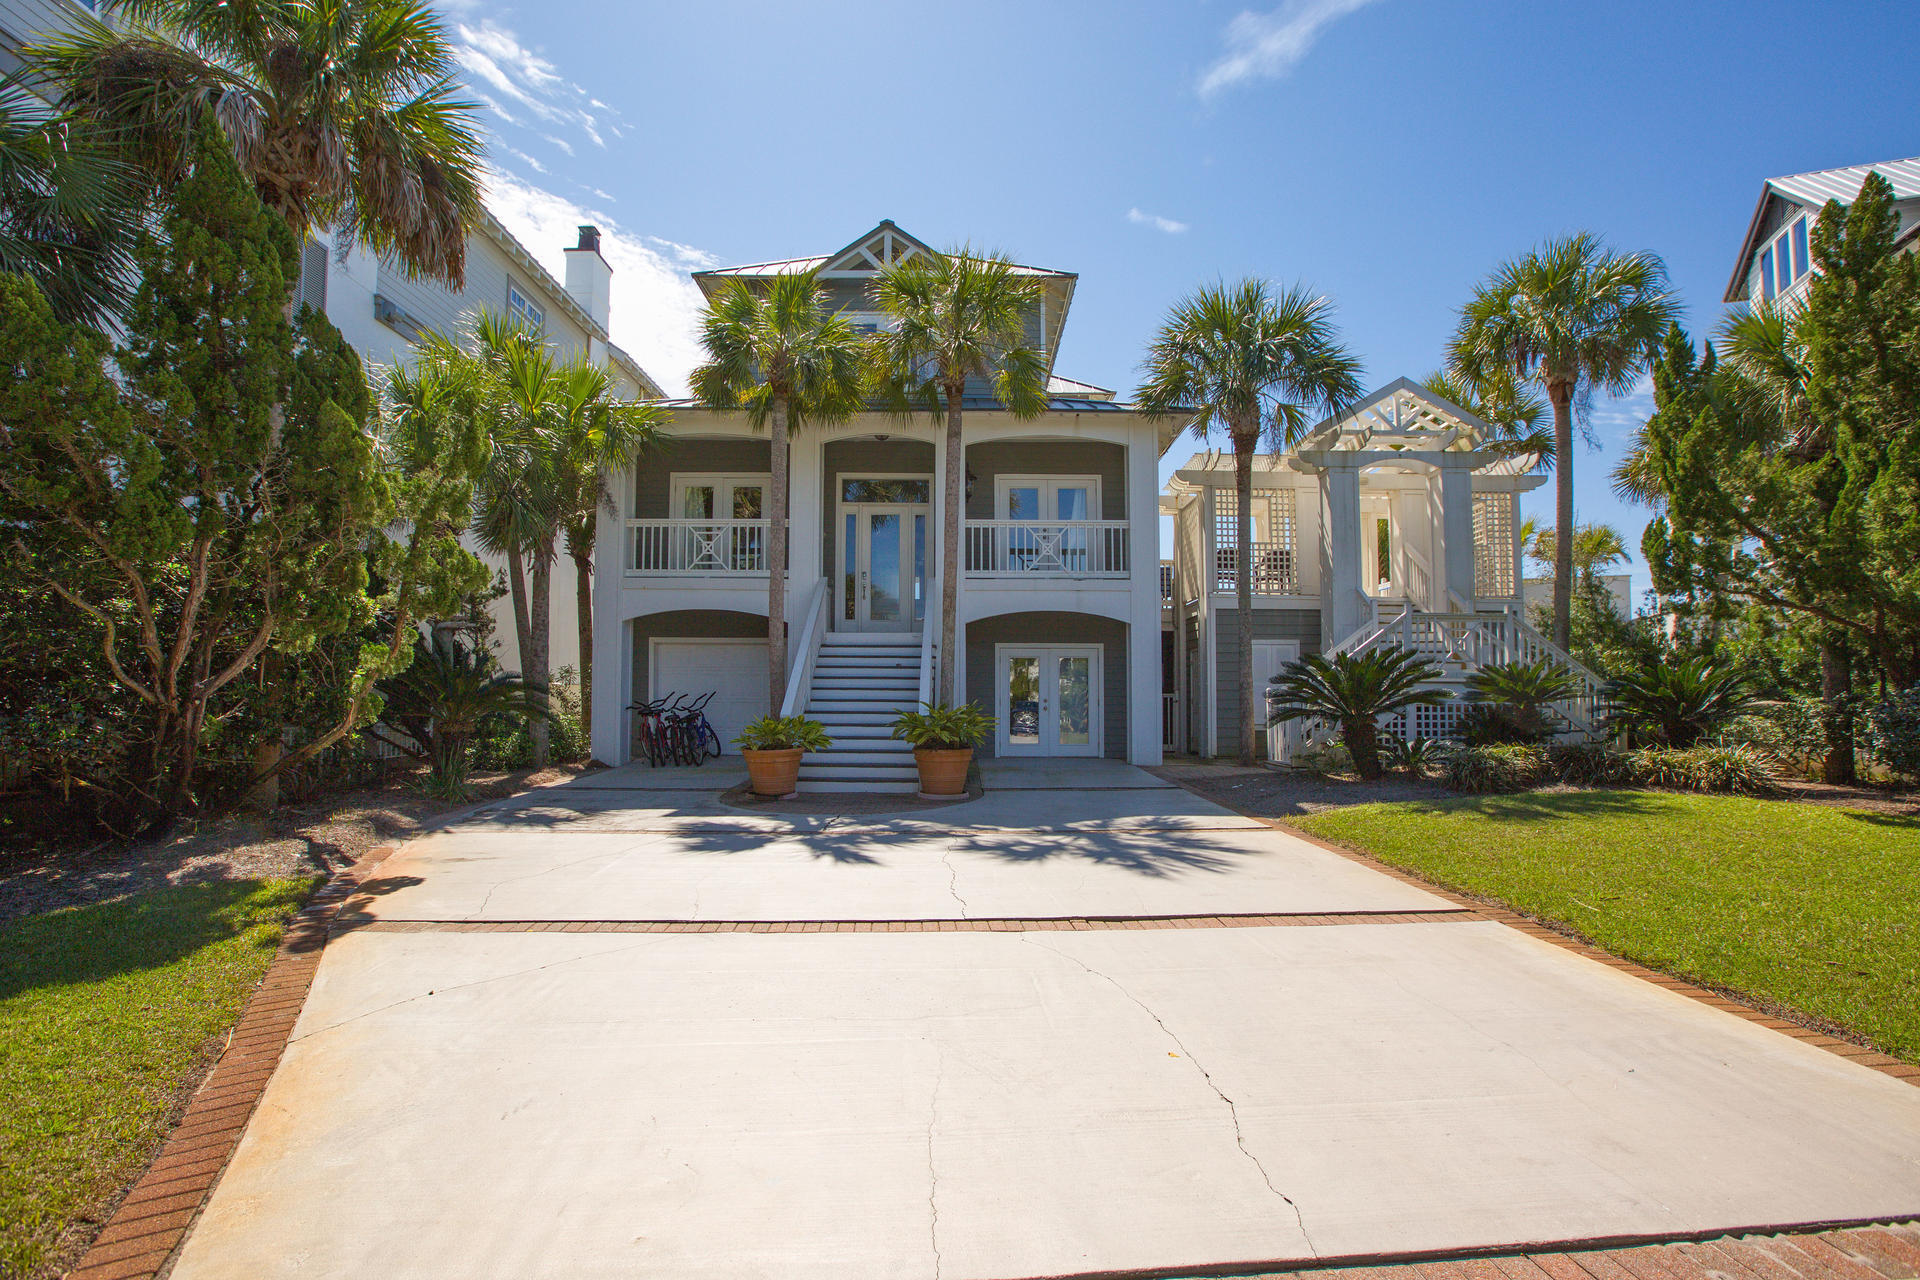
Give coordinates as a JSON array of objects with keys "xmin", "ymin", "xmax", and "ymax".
[
  {"xmin": 66, "ymin": 845, "xmax": 399, "ymax": 1280},
  {"xmin": 343, "ymin": 909, "xmax": 1481, "ymax": 934}
]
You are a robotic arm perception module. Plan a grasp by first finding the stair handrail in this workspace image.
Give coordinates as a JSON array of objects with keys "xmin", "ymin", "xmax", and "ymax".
[
  {"xmin": 779, "ymin": 578, "xmax": 830, "ymax": 717},
  {"xmin": 917, "ymin": 586, "xmax": 940, "ymax": 707}
]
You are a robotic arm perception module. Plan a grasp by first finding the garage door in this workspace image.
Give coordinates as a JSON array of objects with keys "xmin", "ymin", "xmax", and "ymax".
[{"xmin": 651, "ymin": 640, "xmax": 769, "ymax": 754}]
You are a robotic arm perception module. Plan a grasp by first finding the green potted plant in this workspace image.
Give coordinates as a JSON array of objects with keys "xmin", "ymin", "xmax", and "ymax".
[
  {"xmin": 890, "ymin": 701, "xmax": 991, "ymax": 797},
  {"xmin": 732, "ymin": 714, "xmax": 832, "ymax": 797}
]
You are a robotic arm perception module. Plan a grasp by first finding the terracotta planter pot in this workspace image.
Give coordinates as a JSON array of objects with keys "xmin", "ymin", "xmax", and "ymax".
[
  {"xmin": 743, "ymin": 747, "xmax": 803, "ymax": 797},
  {"xmin": 914, "ymin": 747, "xmax": 973, "ymax": 798}
]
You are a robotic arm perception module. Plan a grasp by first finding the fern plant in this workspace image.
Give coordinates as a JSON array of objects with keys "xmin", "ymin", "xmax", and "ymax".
[
  {"xmin": 1267, "ymin": 648, "xmax": 1448, "ymax": 780},
  {"xmin": 733, "ymin": 715, "xmax": 832, "ymax": 753}
]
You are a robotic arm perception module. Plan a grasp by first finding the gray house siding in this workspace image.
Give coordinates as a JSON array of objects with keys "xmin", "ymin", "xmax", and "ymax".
[
  {"xmin": 1212, "ymin": 607, "xmax": 1320, "ymax": 754},
  {"xmin": 965, "ymin": 612, "xmax": 1127, "ymax": 761},
  {"xmin": 634, "ymin": 438, "xmax": 773, "ymax": 519},
  {"xmin": 963, "ymin": 440, "xmax": 1126, "ymax": 520}
]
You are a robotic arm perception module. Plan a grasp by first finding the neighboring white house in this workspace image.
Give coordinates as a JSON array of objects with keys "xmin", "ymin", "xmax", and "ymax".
[
  {"xmin": 0, "ymin": 0, "xmax": 665, "ymax": 682},
  {"xmin": 298, "ymin": 219, "xmax": 664, "ymax": 677},
  {"xmin": 1724, "ymin": 154, "xmax": 1920, "ymax": 308},
  {"xmin": 1162, "ymin": 379, "xmax": 1604, "ymax": 759},
  {"xmin": 588, "ymin": 221, "xmax": 1176, "ymax": 790},
  {"xmin": 1521, "ymin": 574, "xmax": 1632, "ymax": 622}
]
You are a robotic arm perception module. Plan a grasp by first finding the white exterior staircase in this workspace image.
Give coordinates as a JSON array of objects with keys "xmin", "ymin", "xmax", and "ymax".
[{"xmin": 798, "ymin": 633, "xmax": 923, "ymax": 793}]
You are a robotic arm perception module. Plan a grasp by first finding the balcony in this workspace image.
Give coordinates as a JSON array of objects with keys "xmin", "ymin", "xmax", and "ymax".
[
  {"xmin": 1212, "ymin": 543, "xmax": 1298, "ymax": 595},
  {"xmin": 964, "ymin": 520, "xmax": 1129, "ymax": 578},
  {"xmin": 627, "ymin": 519, "xmax": 771, "ymax": 574}
]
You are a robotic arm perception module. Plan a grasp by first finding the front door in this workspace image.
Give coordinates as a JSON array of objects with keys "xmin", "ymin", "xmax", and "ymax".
[
  {"xmin": 838, "ymin": 480, "xmax": 929, "ymax": 633},
  {"xmin": 996, "ymin": 645, "xmax": 1101, "ymax": 756}
]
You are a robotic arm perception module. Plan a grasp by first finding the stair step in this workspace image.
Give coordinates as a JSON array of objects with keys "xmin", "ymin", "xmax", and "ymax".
[
  {"xmin": 798, "ymin": 764, "xmax": 920, "ymax": 782},
  {"xmin": 803, "ymin": 749, "xmax": 914, "ymax": 766},
  {"xmin": 813, "ymin": 680, "xmax": 918, "ymax": 692},
  {"xmin": 812, "ymin": 712, "xmax": 902, "ymax": 725},
  {"xmin": 816, "ymin": 655, "xmax": 918, "ymax": 667},
  {"xmin": 799, "ymin": 779, "xmax": 919, "ymax": 794},
  {"xmin": 818, "ymin": 726, "xmax": 904, "ymax": 740},
  {"xmin": 819, "ymin": 633, "xmax": 922, "ymax": 647},
  {"xmin": 808, "ymin": 690, "xmax": 918, "ymax": 704}
]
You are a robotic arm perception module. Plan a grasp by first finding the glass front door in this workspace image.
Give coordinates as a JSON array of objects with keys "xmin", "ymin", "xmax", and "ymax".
[
  {"xmin": 996, "ymin": 645, "xmax": 1101, "ymax": 756},
  {"xmin": 839, "ymin": 481, "xmax": 929, "ymax": 632}
]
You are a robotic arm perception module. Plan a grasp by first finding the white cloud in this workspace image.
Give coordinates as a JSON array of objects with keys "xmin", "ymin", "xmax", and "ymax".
[
  {"xmin": 483, "ymin": 169, "xmax": 715, "ymax": 398},
  {"xmin": 451, "ymin": 18, "xmax": 615, "ymax": 153},
  {"xmin": 1198, "ymin": 0, "xmax": 1382, "ymax": 96},
  {"xmin": 1127, "ymin": 207, "xmax": 1190, "ymax": 234}
]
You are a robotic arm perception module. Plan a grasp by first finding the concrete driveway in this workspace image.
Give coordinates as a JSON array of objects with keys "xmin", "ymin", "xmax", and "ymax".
[{"xmin": 169, "ymin": 763, "xmax": 1920, "ymax": 1280}]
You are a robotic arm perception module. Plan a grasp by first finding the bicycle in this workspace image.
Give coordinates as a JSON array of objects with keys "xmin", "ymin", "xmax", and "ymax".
[
  {"xmin": 628, "ymin": 694, "xmax": 677, "ymax": 767},
  {"xmin": 665, "ymin": 691, "xmax": 722, "ymax": 763}
]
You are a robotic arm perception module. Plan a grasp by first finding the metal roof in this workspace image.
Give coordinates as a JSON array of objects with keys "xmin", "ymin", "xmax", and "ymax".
[
  {"xmin": 1046, "ymin": 374, "xmax": 1115, "ymax": 400},
  {"xmin": 1724, "ymin": 154, "xmax": 1920, "ymax": 301},
  {"xmin": 654, "ymin": 394, "xmax": 1138, "ymax": 415}
]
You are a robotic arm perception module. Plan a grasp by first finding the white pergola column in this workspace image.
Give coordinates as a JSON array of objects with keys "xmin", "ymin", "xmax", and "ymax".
[
  {"xmin": 1432, "ymin": 460, "xmax": 1477, "ymax": 612},
  {"xmin": 786, "ymin": 432, "xmax": 824, "ymax": 670},
  {"xmin": 1319, "ymin": 460, "xmax": 1365, "ymax": 647},
  {"xmin": 1126, "ymin": 422, "xmax": 1163, "ymax": 764},
  {"xmin": 589, "ymin": 458, "xmax": 632, "ymax": 765},
  {"xmin": 933, "ymin": 430, "xmax": 963, "ymax": 703}
]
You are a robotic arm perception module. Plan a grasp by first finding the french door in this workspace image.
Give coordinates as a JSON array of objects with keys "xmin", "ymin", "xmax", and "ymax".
[
  {"xmin": 996, "ymin": 645, "xmax": 1101, "ymax": 756},
  {"xmin": 839, "ymin": 502, "xmax": 928, "ymax": 632}
]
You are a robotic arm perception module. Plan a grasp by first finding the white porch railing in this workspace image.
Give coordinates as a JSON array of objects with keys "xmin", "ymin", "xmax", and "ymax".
[
  {"xmin": 1213, "ymin": 541, "xmax": 1298, "ymax": 594},
  {"xmin": 628, "ymin": 519, "xmax": 772, "ymax": 574},
  {"xmin": 779, "ymin": 579, "xmax": 829, "ymax": 717},
  {"xmin": 964, "ymin": 520, "xmax": 1129, "ymax": 577}
]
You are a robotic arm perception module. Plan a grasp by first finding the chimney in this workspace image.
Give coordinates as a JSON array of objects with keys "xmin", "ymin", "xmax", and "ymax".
[{"xmin": 563, "ymin": 224, "xmax": 611, "ymax": 332}]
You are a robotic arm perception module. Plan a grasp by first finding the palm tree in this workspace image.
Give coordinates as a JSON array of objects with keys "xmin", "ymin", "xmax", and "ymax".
[
  {"xmin": 1421, "ymin": 368, "xmax": 1551, "ymax": 466},
  {"xmin": 0, "ymin": 69, "xmax": 143, "ymax": 326},
  {"xmin": 1136, "ymin": 279, "xmax": 1363, "ymax": 765},
  {"xmin": 870, "ymin": 248, "xmax": 1050, "ymax": 705},
  {"xmin": 691, "ymin": 270, "xmax": 864, "ymax": 710},
  {"xmin": 1266, "ymin": 648, "xmax": 1448, "ymax": 780},
  {"xmin": 551, "ymin": 365, "xmax": 663, "ymax": 744},
  {"xmin": 1525, "ymin": 521, "xmax": 1627, "ymax": 582},
  {"xmin": 1604, "ymin": 656, "xmax": 1760, "ymax": 749},
  {"xmin": 34, "ymin": 0, "xmax": 482, "ymax": 301},
  {"xmin": 1448, "ymin": 233, "xmax": 1678, "ymax": 651}
]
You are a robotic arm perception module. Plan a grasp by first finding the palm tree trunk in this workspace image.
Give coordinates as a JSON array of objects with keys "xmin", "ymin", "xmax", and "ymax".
[
  {"xmin": 506, "ymin": 550, "xmax": 533, "ymax": 676},
  {"xmin": 1820, "ymin": 631, "xmax": 1856, "ymax": 785},
  {"xmin": 570, "ymin": 526, "xmax": 594, "ymax": 746},
  {"xmin": 938, "ymin": 387, "xmax": 964, "ymax": 706},
  {"xmin": 1235, "ymin": 435, "xmax": 1256, "ymax": 766},
  {"xmin": 1549, "ymin": 382, "xmax": 1575, "ymax": 651},
  {"xmin": 767, "ymin": 395, "xmax": 790, "ymax": 712},
  {"xmin": 528, "ymin": 550, "xmax": 552, "ymax": 767}
]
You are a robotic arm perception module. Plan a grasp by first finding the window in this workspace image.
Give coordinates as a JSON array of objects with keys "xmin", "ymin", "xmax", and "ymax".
[
  {"xmin": 672, "ymin": 474, "xmax": 769, "ymax": 571},
  {"xmin": 1759, "ymin": 246, "xmax": 1776, "ymax": 301},
  {"xmin": 293, "ymin": 237, "xmax": 328, "ymax": 316},
  {"xmin": 841, "ymin": 477, "xmax": 929, "ymax": 503},
  {"xmin": 506, "ymin": 281, "xmax": 545, "ymax": 330},
  {"xmin": 1792, "ymin": 217, "xmax": 1810, "ymax": 280}
]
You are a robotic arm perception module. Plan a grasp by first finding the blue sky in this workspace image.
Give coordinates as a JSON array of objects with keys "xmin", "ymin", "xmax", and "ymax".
[{"xmin": 456, "ymin": 0, "xmax": 1919, "ymax": 605}]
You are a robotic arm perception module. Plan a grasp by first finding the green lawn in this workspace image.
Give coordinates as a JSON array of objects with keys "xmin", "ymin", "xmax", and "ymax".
[
  {"xmin": 1294, "ymin": 791, "xmax": 1920, "ymax": 1063},
  {"xmin": 0, "ymin": 878, "xmax": 312, "ymax": 1278}
]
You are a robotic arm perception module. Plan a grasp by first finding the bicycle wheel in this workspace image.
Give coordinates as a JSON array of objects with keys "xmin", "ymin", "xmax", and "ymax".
[{"xmin": 699, "ymin": 718, "xmax": 722, "ymax": 760}]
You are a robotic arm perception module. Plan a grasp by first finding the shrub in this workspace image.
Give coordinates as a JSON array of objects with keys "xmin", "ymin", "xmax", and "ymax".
[
  {"xmin": 891, "ymin": 701, "xmax": 992, "ymax": 750},
  {"xmin": 1547, "ymin": 742, "xmax": 1634, "ymax": 787},
  {"xmin": 1625, "ymin": 744, "xmax": 1777, "ymax": 795},
  {"xmin": 1291, "ymin": 742, "xmax": 1354, "ymax": 777},
  {"xmin": 1267, "ymin": 647, "xmax": 1448, "ymax": 780},
  {"xmin": 1604, "ymin": 657, "xmax": 1762, "ymax": 748},
  {"xmin": 733, "ymin": 715, "xmax": 832, "ymax": 753},
  {"xmin": 1386, "ymin": 735, "xmax": 1444, "ymax": 777},
  {"xmin": 1865, "ymin": 687, "xmax": 1920, "ymax": 778},
  {"xmin": 1441, "ymin": 744, "xmax": 1549, "ymax": 794},
  {"xmin": 1461, "ymin": 658, "xmax": 1583, "ymax": 745}
]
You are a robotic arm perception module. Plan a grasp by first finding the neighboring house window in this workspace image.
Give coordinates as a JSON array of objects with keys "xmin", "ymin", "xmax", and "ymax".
[
  {"xmin": 1759, "ymin": 246, "xmax": 1776, "ymax": 301},
  {"xmin": 292, "ymin": 237, "xmax": 328, "ymax": 316},
  {"xmin": 1792, "ymin": 217, "xmax": 1810, "ymax": 280},
  {"xmin": 507, "ymin": 281, "xmax": 545, "ymax": 329}
]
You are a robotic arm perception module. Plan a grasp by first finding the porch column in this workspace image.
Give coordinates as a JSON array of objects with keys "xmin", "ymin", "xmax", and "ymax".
[
  {"xmin": 589, "ymin": 460, "xmax": 631, "ymax": 765},
  {"xmin": 1127, "ymin": 424, "xmax": 1163, "ymax": 764},
  {"xmin": 1319, "ymin": 460, "xmax": 1365, "ymax": 647},
  {"xmin": 1432, "ymin": 460, "xmax": 1477, "ymax": 611},
  {"xmin": 786, "ymin": 432, "xmax": 823, "ymax": 671},
  {"xmin": 933, "ymin": 430, "xmax": 962, "ymax": 700}
]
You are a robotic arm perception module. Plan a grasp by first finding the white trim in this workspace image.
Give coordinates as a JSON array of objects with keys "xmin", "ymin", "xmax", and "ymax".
[{"xmin": 993, "ymin": 643, "xmax": 1103, "ymax": 757}]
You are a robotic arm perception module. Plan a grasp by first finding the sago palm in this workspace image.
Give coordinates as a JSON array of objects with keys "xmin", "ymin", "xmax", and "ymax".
[
  {"xmin": 869, "ymin": 248, "xmax": 1050, "ymax": 703},
  {"xmin": 1266, "ymin": 648, "xmax": 1447, "ymax": 780},
  {"xmin": 1136, "ymin": 278, "xmax": 1362, "ymax": 764},
  {"xmin": 374, "ymin": 631, "xmax": 540, "ymax": 798},
  {"xmin": 1604, "ymin": 656, "xmax": 1760, "ymax": 749},
  {"xmin": 36, "ymin": 0, "xmax": 483, "ymax": 295},
  {"xmin": 0, "ymin": 69, "xmax": 144, "ymax": 325},
  {"xmin": 691, "ymin": 269, "xmax": 864, "ymax": 709},
  {"xmin": 552, "ymin": 365, "xmax": 663, "ymax": 743},
  {"xmin": 1448, "ymin": 233, "xmax": 1678, "ymax": 650}
]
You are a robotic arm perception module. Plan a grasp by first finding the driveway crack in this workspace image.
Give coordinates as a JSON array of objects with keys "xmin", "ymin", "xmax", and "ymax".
[
  {"xmin": 926, "ymin": 1039, "xmax": 945, "ymax": 1279},
  {"xmin": 940, "ymin": 843, "xmax": 971, "ymax": 919},
  {"xmin": 1020, "ymin": 936, "xmax": 1318, "ymax": 1256}
]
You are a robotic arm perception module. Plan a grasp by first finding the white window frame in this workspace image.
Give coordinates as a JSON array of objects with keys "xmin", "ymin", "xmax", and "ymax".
[
  {"xmin": 506, "ymin": 280, "xmax": 545, "ymax": 330},
  {"xmin": 993, "ymin": 642, "xmax": 1104, "ymax": 757},
  {"xmin": 672, "ymin": 473, "xmax": 771, "ymax": 521},
  {"xmin": 992, "ymin": 474, "xmax": 1102, "ymax": 522}
]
